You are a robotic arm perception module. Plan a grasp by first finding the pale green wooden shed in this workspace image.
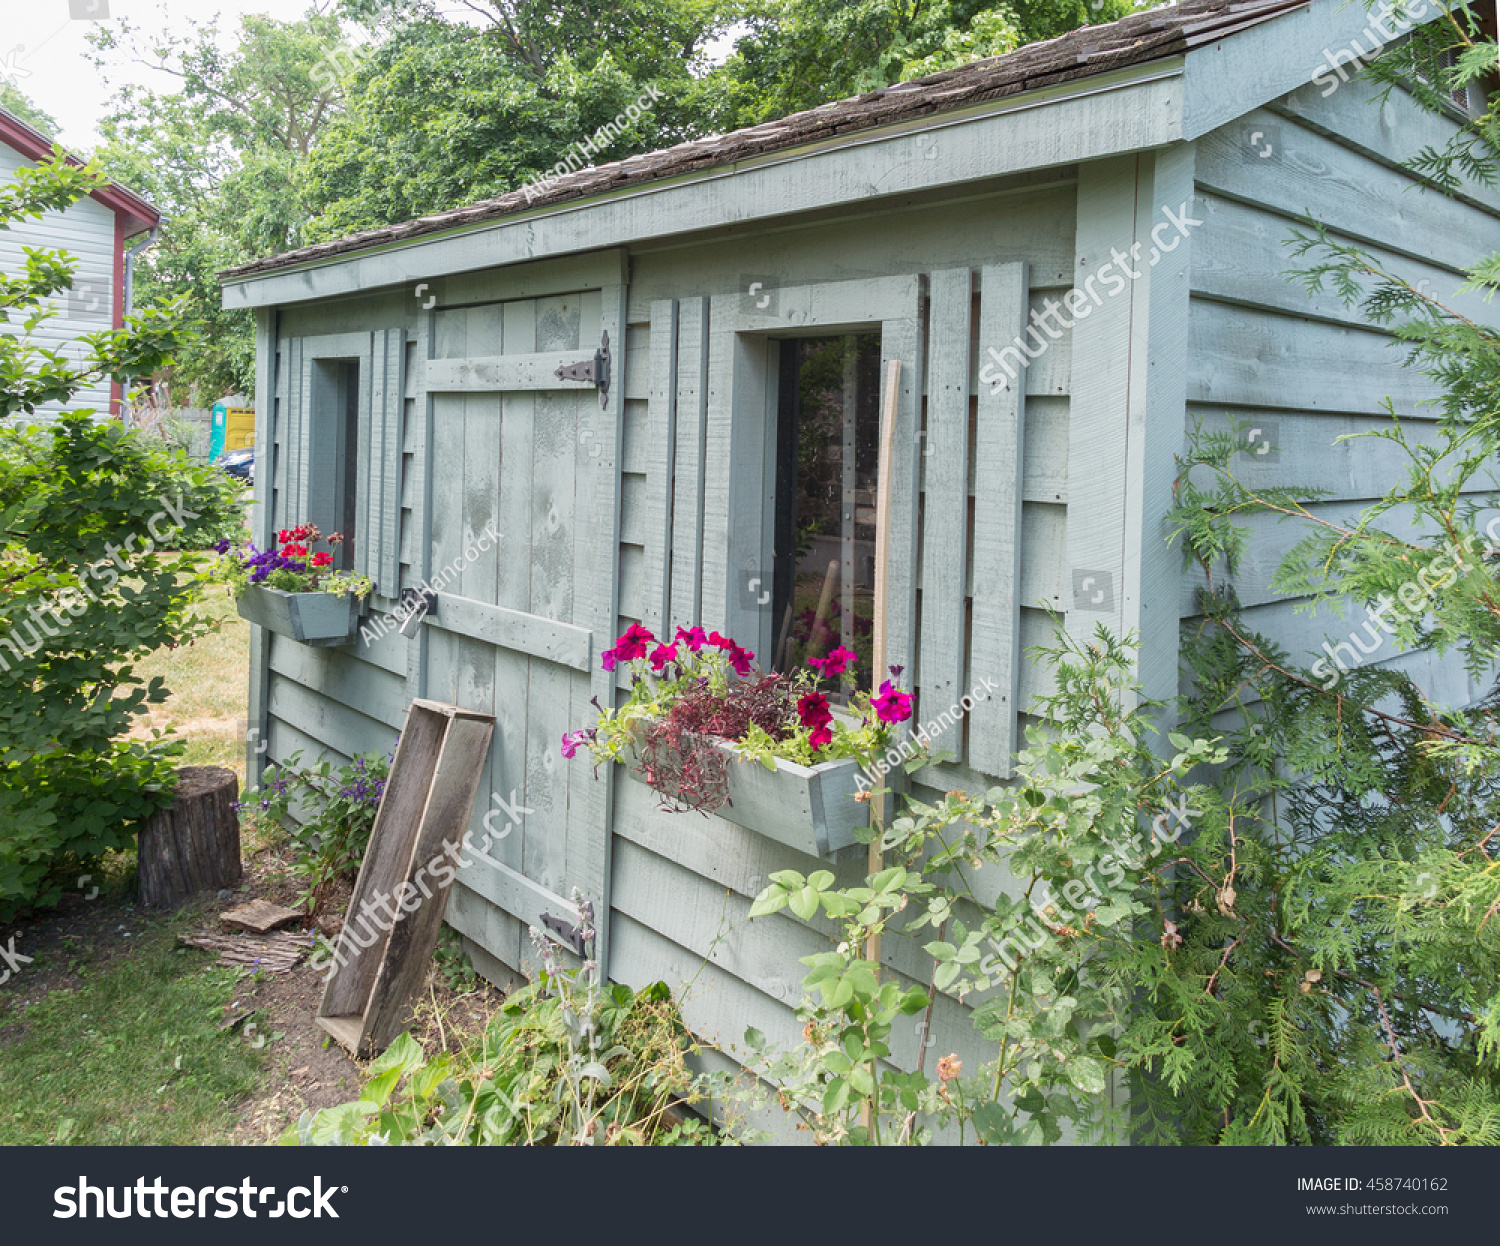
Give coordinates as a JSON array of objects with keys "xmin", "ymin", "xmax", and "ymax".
[{"xmin": 221, "ymin": 0, "xmax": 1498, "ymax": 1130}]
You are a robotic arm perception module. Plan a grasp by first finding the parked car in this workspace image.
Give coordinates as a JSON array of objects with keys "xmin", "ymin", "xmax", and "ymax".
[{"xmin": 218, "ymin": 446, "xmax": 253, "ymax": 486}]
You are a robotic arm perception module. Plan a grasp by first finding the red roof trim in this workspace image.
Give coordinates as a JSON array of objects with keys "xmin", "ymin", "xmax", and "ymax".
[{"xmin": 0, "ymin": 109, "xmax": 160, "ymax": 238}]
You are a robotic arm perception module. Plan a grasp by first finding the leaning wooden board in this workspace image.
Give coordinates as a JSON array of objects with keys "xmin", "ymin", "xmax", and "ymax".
[{"xmin": 317, "ymin": 699, "xmax": 496, "ymax": 1057}]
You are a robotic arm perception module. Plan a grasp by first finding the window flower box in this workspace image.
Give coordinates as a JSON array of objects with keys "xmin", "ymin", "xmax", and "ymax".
[
  {"xmin": 567, "ymin": 623, "xmax": 913, "ymax": 862},
  {"xmin": 706, "ymin": 739, "xmax": 867, "ymax": 858},
  {"xmin": 616, "ymin": 716, "xmax": 868, "ymax": 859},
  {"xmin": 235, "ymin": 583, "xmax": 364, "ymax": 647}
]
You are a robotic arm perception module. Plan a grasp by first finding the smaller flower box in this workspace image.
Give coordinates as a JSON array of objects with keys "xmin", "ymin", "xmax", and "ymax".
[{"xmin": 236, "ymin": 584, "xmax": 364, "ymax": 647}]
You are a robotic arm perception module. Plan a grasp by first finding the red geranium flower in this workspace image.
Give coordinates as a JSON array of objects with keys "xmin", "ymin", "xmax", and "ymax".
[
  {"xmin": 312, "ymin": 552, "xmax": 332, "ymax": 568},
  {"xmin": 282, "ymin": 543, "xmax": 308, "ymax": 557},
  {"xmin": 873, "ymin": 679, "xmax": 913, "ymax": 724}
]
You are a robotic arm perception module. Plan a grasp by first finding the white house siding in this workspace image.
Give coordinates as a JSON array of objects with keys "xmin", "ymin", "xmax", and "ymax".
[{"xmin": 0, "ymin": 142, "xmax": 117, "ymax": 423}]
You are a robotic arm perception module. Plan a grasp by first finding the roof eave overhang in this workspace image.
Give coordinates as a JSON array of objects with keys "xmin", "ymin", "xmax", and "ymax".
[
  {"xmin": 222, "ymin": 57, "xmax": 1186, "ymax": 310},
  {"xmin": 1181, "ymin": 0, "xmax": 1453, "ymax": 140},
  {"xmin": 0, "ymin": 111, "xmax": 161, "ymax": 237}
]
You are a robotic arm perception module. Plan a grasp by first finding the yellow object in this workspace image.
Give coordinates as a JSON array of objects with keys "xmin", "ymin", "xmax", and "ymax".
[{"xmin": 224, "ymin": 407, "xmax": 255, "ymax": 452}]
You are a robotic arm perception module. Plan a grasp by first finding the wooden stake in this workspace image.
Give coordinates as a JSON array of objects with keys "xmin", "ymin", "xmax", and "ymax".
[
  {"xmin": 810, "ymin": 558, "xmax": 840, "ymax": 657},
  {"xmin": 861, "ymin": 358, "xmax": 900, "ymax": 1134}
]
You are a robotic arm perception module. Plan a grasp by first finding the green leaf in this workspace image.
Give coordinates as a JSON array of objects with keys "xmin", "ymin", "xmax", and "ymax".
[
  {"xmin": 1065, "ymin": 1057, "xmax": 1107, "ymax": 1096},
  {"xmin": 748, "ymin": 888, "xmax": 789, "ymax": 918},
  {"xmin": 789, "ymin": 885, "xmax": 820, "ymax": 921}
]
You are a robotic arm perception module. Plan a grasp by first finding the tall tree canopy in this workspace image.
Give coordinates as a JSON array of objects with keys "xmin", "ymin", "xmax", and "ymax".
[{"xmin": 82, "ymin": 0, "xmax": 1146, "ymax": 395}]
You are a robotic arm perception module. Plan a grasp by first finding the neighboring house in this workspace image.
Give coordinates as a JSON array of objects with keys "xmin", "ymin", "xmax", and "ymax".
[
  {"xmin": 221, "ymin": 0, "xmax": 1498, "ymax": 1138},
  {"xmin": 0, "ymin": 108, "xmax": 162, "ymax": 420}
]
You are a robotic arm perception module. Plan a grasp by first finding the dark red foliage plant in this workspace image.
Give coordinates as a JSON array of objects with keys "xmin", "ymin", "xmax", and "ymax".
[{"xmin": 637, "ymin": 673, "xmax": 800, "ymax": 814}]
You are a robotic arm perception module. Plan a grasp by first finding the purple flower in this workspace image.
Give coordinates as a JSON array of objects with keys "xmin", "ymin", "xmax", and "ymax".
[
  {"xmin": 215, "ymin": 539, "xmax": 232, "ymax": 554},
  {"xmin": 560, "ymin": 729, "xmax": 596, "ymax": 759}
]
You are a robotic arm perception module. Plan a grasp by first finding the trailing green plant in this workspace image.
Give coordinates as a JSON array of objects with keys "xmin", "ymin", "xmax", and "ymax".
[
  {"xmin": 289, "ymin": 900, "xmax": 738, "ymax": 1145},
  {"xmin": 0, "ymin": 153, "xmax": 199, "ymax": 922},
  {"xmin": 239, "ymin": 748, "xmax": 390, "ymax": 914}
]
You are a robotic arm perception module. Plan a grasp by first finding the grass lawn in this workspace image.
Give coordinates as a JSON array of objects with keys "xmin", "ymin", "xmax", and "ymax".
[
  {"xmin": 0, "ymin": 879, "xmax": 267, "ymax": 1145},
  {"xmin": 129, "ymin": 577, "xmax": 250, "ymax": 781}
]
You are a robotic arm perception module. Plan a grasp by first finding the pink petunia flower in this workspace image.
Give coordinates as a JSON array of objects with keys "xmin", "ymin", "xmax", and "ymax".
[
  {"xmin": 797, "ymin": 690, "xmax": 833, "ymax": 731},
  {"xmin": 674, "ymin": 625, "xmax": 708, "ymax": 652},
  {"xmin": 649, "ymin": 642, "xmax": 679, "ymax": 672},
  {"xmin": 809, "ymin": 646, "xmax": 857, "ymax": 677},
  {"xmin": 707, "ymin": 631, "xmax": 735, "ymax": 650},
  {"xmin": 726, "ymin": 645, "xmax": 755, "ymax": 678},
  {"xmin": 613, "ymin": 622, "xmax": 655, "ymax": 662},
  {"xmin": 808, "ymin": 724, "xmax": 833, "ymax": 752},
  {"xmin": 560, "ymin": 729, "xmax": 595, "ymax": 759},
  {"xmin": 873, "ymin": 679, "xmax": 913, "ymax": 724},
  {"xmin": 601, "ymin": 648, "xmax": 618, "ymax": 672}
]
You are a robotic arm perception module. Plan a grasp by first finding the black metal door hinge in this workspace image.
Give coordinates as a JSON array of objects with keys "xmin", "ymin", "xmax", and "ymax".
[
  {"xmin": 540, "ymin": 911, "xmax": 589, "ymax": 957},
  {"xmin": 555, "ymin": 329, "xmax": 610, "ymax": 409}
]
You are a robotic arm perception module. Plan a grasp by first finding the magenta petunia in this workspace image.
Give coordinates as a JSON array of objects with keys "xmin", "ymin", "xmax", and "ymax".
[
  {"xmin": 613, "ymin": 622, "xmax": 655, "ymax": 662},
  {"xmin": 726, "ymin": 644, "xmax": 755, "ymax": 678},
  {"xmin": 808, "ymin": 724, "xmax": 833, "ymax": 753},
  {"xmin": 797, "ymin": 690, "xmax": 832, "ymax": 731},
  {"xmin": 601, "ymin": 648, "xmax": 618, "ymax": 672},
  {"xmin": 649, "ymin": 642, "xmax": 679, "ymax": 672},
  {"xmin": 560, "ymin": 729, "xmax": 594, "ymax": 759},
  {"xmin": 707, "ymin": 631, "xmax": 735, "ymax": 651},
  {"xmin": 873, "ymin": 679, "xmax": 913, "ymax": 724},
  {"xmin": 809, "ymin": 646, "xmax": 857, "ymax": 677},
  {"xmin": 674, "ymin": 624, "xmax": 708, "ymax": 652}
]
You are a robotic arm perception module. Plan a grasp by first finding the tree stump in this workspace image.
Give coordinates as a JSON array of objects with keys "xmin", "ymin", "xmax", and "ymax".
[{"xmin": 137, "ymin": 766, "xmax": 243, "ymax": 908}]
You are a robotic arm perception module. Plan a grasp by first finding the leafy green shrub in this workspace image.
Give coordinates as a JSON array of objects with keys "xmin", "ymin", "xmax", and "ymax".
[
  {"xmin": 0, "ymin": 153, "xmax": 199, "ymax": 921},
  {"xmin": 289, "ymin": 911, "xmax": 731, "ymax": 1145},
  {"xmin": 239, "ymin": 748, "xmax": 390, "ymax": 913}
]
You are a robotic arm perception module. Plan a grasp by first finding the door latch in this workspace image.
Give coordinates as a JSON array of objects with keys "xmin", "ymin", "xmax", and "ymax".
[
  {"xmin": 397, "ymin": 586, "xmax": 438, "ymax": 637},
  {"xmin": 554, "ymin": 329, "xmax": 610, "ymax": 410}
]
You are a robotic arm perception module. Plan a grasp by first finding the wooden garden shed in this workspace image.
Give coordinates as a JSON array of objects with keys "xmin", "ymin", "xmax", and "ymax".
[{"xmin": 222, "ymin": 0, "xmax": 1499, "ymax": 1132}]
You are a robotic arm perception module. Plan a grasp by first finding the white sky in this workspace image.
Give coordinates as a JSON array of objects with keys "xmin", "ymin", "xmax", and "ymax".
[
  {"xmin": 1, "ymin": 1, "xmax": 743, "ymax": 150},
  {"xmin": 1, "ymin": 1, "xmax": 342, "ymax": 147}
]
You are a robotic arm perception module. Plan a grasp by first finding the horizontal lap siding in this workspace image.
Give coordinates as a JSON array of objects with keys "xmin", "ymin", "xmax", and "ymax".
[
  {"xmin": 0, "ymin": 147, "xmax": 117, "ymax": 419},
  {"xmin": 1188, "ymin": 93, "xmax": 1500, "ymax": 704}
]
